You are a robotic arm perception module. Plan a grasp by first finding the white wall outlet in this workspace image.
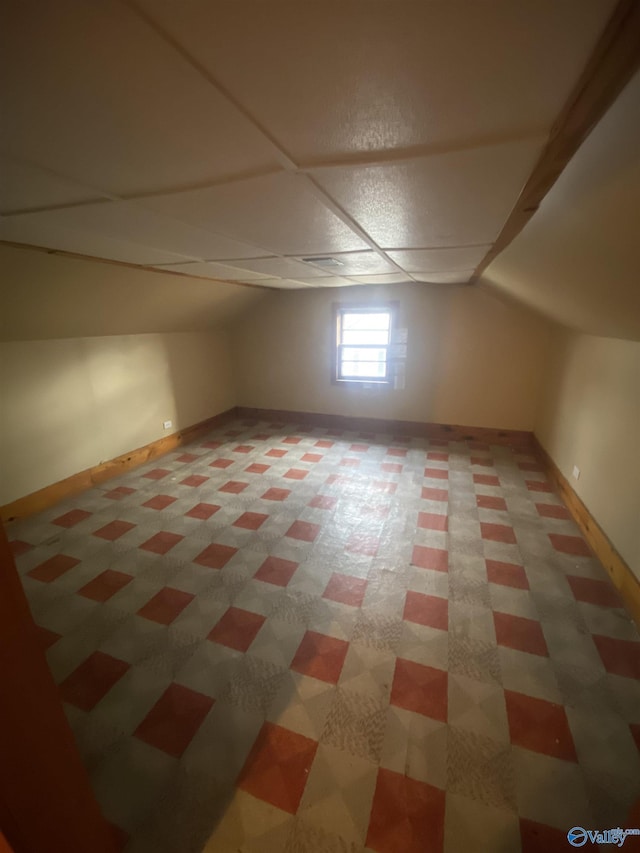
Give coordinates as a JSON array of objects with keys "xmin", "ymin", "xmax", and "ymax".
[
  {"xmin": 572, "ymin": 465, "xmax": 580, "ymax": 481},
  {"xmin": 163, "ymin": 420, "xmax": 173, "ymax": 430}
]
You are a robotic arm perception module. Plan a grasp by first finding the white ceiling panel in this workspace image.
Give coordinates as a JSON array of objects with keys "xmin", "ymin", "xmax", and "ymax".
[
  {"xmin": 313, "ymin": 139, "xmax": 545, "ymax": 249},
  {"xmin": 152, "ymin": 262, "xmax": 272, "ymax": 281},
  {"xmin": 344, "ymin": 274, "xmax": 414, "ymax": 285},
  {"xmin": 137, "ymin": 0, "xmax": 613, "ymax": 162},
  {"xmin": 289, "ymin": 277, "xmax": 355, "ymax": 288},
  {"xmin": 0, "ymin": 0, "xmax": 279, "ymax": 196},
  {"xmin": 0, "ymin": 214, "xmax": 187, "ymax": 266},
  {"xmin": 221, "ymin": 257, "xmax": 330, "ymax": 280},
  {"xmin": 240, "ymin": 278, "xmax": 313, "ymax": 290},
  {"xmin": 412, "ymin": 271, "xmax": 475, "ymax": 284},
  {"xmin": 297, "ymin": 251, "xmax": 399, "ymax": 276},
  {"xmin": 387, "ymin": 246, "xmax": 491, "ymax": 273},
  {"xmin": 0, "ymin": 157, "xmax": 104, "ymax": 214},
  {"xmin": 33, "ymin": 201, "xmax": 267, "ymax": 261},
  {"xmin": 142, "ymin": 172, "xmax": 369, "ymax": 255}
]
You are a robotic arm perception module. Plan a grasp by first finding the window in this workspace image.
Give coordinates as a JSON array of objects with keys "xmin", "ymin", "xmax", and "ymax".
[{"xmin": 333, "ymin": 303, "xmax": 396, "ymax": 385}]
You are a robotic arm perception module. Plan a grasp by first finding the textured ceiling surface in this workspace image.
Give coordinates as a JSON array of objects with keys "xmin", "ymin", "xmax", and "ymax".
[{"xmin": 0, "ymin": 0, "xmax": 615, "ymax": 292}]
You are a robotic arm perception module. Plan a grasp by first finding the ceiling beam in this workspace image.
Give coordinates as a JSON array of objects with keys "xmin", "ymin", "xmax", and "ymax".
[{"xmin": 470, "ymin": 0, "xmax": 640, "ymax": 284}]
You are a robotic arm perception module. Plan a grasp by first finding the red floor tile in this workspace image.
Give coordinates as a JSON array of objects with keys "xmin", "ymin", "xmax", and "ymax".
[
  {"xmin": 411, "ymin": 546, "xmax": 448, "ymax": 573},
  {"xmin": 326, "ymin": 473, "xmax": 348, "ymax": 485},
  {"xmin": 218, "ymin": 481, "xmax": 249, "ymax": 494},
  {"xmin": 315, "ymin": 439, "xmax": 334, "ymax": 448},
  {"xmin": 185, "ymin": 502, "xmax": 220, "ymax": 520},
  {"xmin": 139, "ymin": 531, "xmax": 184, "ymax": 555},
  {"xmin": 566, "ymin": 575, "xmax": 622, "ymax": 608},
  {"xmin": 134, "ymin": 682, "xmax": 214, "ymax": 758},
  {"xmin": 283, "ymin": 436, "xmax": 302, "ymax": 445},
  {"xmin": 309, "ymin": 494, "xmax": 337, "ymax": 510},
  {"xmin": 233, "ymin": 445, "xmax": 254, "ymax": 454},
  {"xmin": 381, "ymin": 462, "xmax": 403, "ymax": 473},
  {"xmin": 142, "ymin": 494, "xmax": 177, "ymax": 511},
  {"xmin": 209, "ymin": 458, "xmax": 234, "ymax": 469},
  {"xmin": 350, "ymin": 444, "xmax": 369, "ymax": 453},
  {"xmin": 387, "ymin": 447, "xmax": 407, "ymax": 458},
  {"xmin": 60, "ymin": 652, "xmax": 130, "ymax": 711},
  {"xmin": 346, "ymin": 533, "xmax": 380, "ymax": 556},
  {"xmin": 104, "ymin": 486, "xmax": 136, "ymax": 500},
  {"xmin": 286, "ymin": 520, "xmax": 320, "ymax": 543},
  {"xmin": 520, "ymin": 818, "xmax": 569, "ymax": 853},
  {"xmin": 233, "ymin": 511, "xmax": 269, "ymax": 530},
  {"xmin": 176, "ymin": 452, "xmax": 199, "ymax": 463},
  {"xmin": 237, "ymin": 722, "xmax": 318, "ymax": 814},
  {"xmin": 78, "ymin": 569, "xmax": 133, "ymax": 602},
  {"xmin": 421, "ymin": 487, "xmax": 448, "ymax": 502},
  {"xmin": 486, "ymin": 559, "xmax": 529, "ymax": 590},
  {"xmin": 476, "ymin": 495, "xmax": 508, "ymax": 511},
  {"xmin": 473, "ymin": 473, "xmax": 500, "ymax": 486},
  {"xmin": 494, "ymin": 612, "xmax": 548, "ymax": 657},
  {"xmin": 9, "ymin": 539, "xmax": 34, "ymax": 557},
  {"xmin": 504, "ymin": 690, "xmax": 577, "ymax": 761},
  {"xmin": 425, "ymin": 467, "xmax": 448, "ymax": 480},
  {"xmin": 427, "ymin": 452, "xmax": 448, "ymax": 462},
  {"xmin": 404, "ymin": 592, "xmax": 448, "ymax": 631},
  {"xmin": 93, "ymin": 520, "xmax": 136, "ymax": 541},
  {"xmin": 254, "ymin": 556, "xmax": 299, "ymax": 587},
  {"xmin": 291, "ymin": 630, "xmax": 349, "ymax": 684},
  {"xmin": 262, "ymin": 487, "xmax": 291, "ymax": 501},
  {"xmin": 208, "ymin": 607, "xmax": 266, "ymax": 652},
  {"xmin": 251, "ymin": 433, "xmax": 271, "ymax": 441},
  {"xmin": 266, "ymin": 448, "xmax": 288, "ymax": 458},
  {"xmin": 471, "ymin": 457, "xmax": 494, "ymax": 467},
  {"xmin": 284, "ymin": 468, "xmax": 309, "ymax": 480},
  {"xmin": 323, "ymin": 573, "xmax": 368, "ymax": 607},
  {"xmin": 593, "ymin": 634, "xmax": 640, "ymax": 679},
  {"xmin": 535, "ymin": 502, "xmax": 571, "ymax": 520},
  {"xmin": 366, "ymin": 767, "xmax": 445, "ymax": 853},
  {"xmin": 549, "ymin": 533, "xmax": 591, "ymax": 557},
  {"xmin": 390, "ymin": 658, "xmax": 448, "ymax": 722},
  {"xmin": 138, "ymin": 587, "xmax": 195, "ymax": 625},
  {"xmin": 52, "ymin": 508, "xmax": 92, "ymax": 528},
  {"xmin": 525, "ymin": 480, "xmax": 553, "ymax": 493},
  {"xmin": 194, "ymin": 543, "xmax": 238, "ymax": 570},
  {"xmin": 302, "ymin": 452, "xmax": 323, "ymax": 463},
  {"xmin": 417, "ymin": 512, "xmax": 448, "ymax": 531},
  {"xmin": 39, "ymin": 626, "xmax": 62, "ymax": 650},
  {"xmin": 28, "ymin": 554, "xmax": 80, "ymax": 582},
  {"xmin": 143, "ymin": 468, "xmax": 170, "ymax": 480},
  {"xmin": 245, "ymin": 463, "xmax": 270, "ymax": 474},
  {"xmin": 201, "ymin": 440, "xmax": 221, "ymax": 450},
  {"xmin": 481, "ymin": 522, "xmax": 517, "ymax": 544},
  {"xmin": 180, "ymin": 474, "xmax": 208, "ymax": 488}
]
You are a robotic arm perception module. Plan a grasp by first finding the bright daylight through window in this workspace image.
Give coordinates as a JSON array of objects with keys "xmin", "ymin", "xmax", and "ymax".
[{"xmin": 333, "ymin": 305, "xmax": 395, "ymax": 384}]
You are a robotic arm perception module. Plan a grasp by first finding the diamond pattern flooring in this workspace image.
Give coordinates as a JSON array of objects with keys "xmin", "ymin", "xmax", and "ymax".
[{"xmin": 8, "ymin": 419, "xmax": 640, "ymax": 852}]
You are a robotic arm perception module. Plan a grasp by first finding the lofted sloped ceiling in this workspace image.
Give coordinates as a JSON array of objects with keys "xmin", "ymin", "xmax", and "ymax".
[
  {"xmin": 0, "ymin": 0, "xmax": 619, "ymax": 292},
  {"xmin": 480, "ymin": 69, "xmax": 640, "ymax": 341}
]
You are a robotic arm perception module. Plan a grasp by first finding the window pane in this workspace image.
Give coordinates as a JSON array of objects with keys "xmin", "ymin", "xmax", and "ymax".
[
  {"xmin": 342, "ymin": 329, "xmax": 389, "ymax": 345},
  {"xmin": 341, "ymin": 347, "xmax": 387, "ymax": 362},
  {"xmin": 340, "ymin": 361, "xmax": 387, "ymax": 379},
  {"xmin": 342, "ymin": 312, "xmax": 390, "ymax": 331}
]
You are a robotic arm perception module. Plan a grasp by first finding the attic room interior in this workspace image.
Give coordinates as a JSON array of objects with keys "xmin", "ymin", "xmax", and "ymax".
[{"xmin": 1, "ymin": 2, "xmax": 639, "ymax": 852}]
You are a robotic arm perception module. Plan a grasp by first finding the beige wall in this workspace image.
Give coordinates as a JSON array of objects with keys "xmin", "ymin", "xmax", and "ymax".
[
  {"xmin": 535, "ymin": 330, "xmax": 640, "ymax": 578},
  {"xmin": 230, "ymin": 282, "xmax": 551, "ymax": 431},
  {"xmin": 0, "ymin": 331, "xmax": 234, "ymax": 505}
]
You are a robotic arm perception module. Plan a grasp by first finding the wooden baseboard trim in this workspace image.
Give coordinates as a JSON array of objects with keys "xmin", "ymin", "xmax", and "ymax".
[
  {"xmin": 533, "ymin": 436, "xmax": 640, "ymax": 628},
  {"xmin": 1, "ymin": 407, "xmax": 238, "ymax": 524},
  {"xmin": 236, "ymin": 406, "xmax": 534, "ymax": 449}
]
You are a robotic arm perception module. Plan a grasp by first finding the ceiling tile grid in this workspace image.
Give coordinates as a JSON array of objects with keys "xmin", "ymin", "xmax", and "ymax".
[{"xmin": 0, "ymin": 0, "xmax": 616, "ymax": 290}]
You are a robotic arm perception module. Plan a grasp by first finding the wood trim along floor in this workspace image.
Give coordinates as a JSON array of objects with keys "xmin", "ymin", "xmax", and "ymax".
[
  {"xmin": 0, "ymin": 407, "xmax": 238, "ymax": 524},
  {"xmin": 533, "ymin": 436, "xmax": 640, "ymax": 629}
]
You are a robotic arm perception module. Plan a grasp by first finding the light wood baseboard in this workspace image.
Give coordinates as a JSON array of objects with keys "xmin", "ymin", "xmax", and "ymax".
[
  {"xmin": 1, "ymin": 407, "xmax": 238, "ymax": 524},
  {"xmin": 236, "ymin": 406, "xmax": 535, "ymax": 449},
  {"xmin": 534, "ymin": 436, "xmax": 640, "ymax": 628}
]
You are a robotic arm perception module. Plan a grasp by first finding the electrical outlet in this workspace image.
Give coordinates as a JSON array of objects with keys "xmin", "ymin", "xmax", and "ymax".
[
  {"xmin": 572, "ymin": 465, "xmax": 580, "ymax": 481},
  {"xmin": 163, "ymin": 420, "xmax": 172, "ymax": 430}
]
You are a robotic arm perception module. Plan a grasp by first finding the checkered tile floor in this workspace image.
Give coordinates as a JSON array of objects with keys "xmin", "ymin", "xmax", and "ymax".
[{"xmin": 8, "ymin": 420, "xmax": 640, "ymax": 852}]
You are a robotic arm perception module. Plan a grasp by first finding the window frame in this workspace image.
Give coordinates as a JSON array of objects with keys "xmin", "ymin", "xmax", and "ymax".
[{"xmin": 331, "ymin": 302, "xmax": 398, "ymax": 387}]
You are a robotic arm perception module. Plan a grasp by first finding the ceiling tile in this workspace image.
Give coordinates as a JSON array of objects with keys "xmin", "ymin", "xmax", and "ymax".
[
  {"xmin": 0, "ymin": 214, "xmax": 187, "ymax": 266},
  {"xmin": 34, "ymin": 201, "xmax": 267, "ymax": 261},
  {"xmin": 412, "ymin": 271, "xmax": 475, "ymax": 284},
  {"xmin": 221, "ymin": 257, "xmax": 330, "ymax": 279},
  {"xmin": 242, "ymin": 278, "xmax": 313, "ymax": 290},
  {"xmin": 0, "ymin": 157, "xmax": 103, "ymax": 214},
  {"xmin": 387, "ymin": 246, "xmax": 491, "ymax": 273},
  {"xmin": 313, "ymin": 139, "xmax": 544, "ymax": 249},
  {"xmin": 0, "ymin": 0, "xmax": 279, "ymax": 196},
  {"xmin": 345, "ymin": 274, "xmax": 413, "ymax": 285},
  {"xmin": 295, "ymin": 250, "xmax": 399, "ymax": 276},
  {"xmin": 289, "ymin": 277, "xmax": 355, "ymax": 288},
  {"xmin": 137, "ymin": 0, "xmax": 614, "ymax": 162},
  {"xmin": 142, "ymin": 172, "xmax": 368, "ymax": 256},
  {"xmin": 152, "ymin": 262, "xmax": 272, "ymax": 280}
]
